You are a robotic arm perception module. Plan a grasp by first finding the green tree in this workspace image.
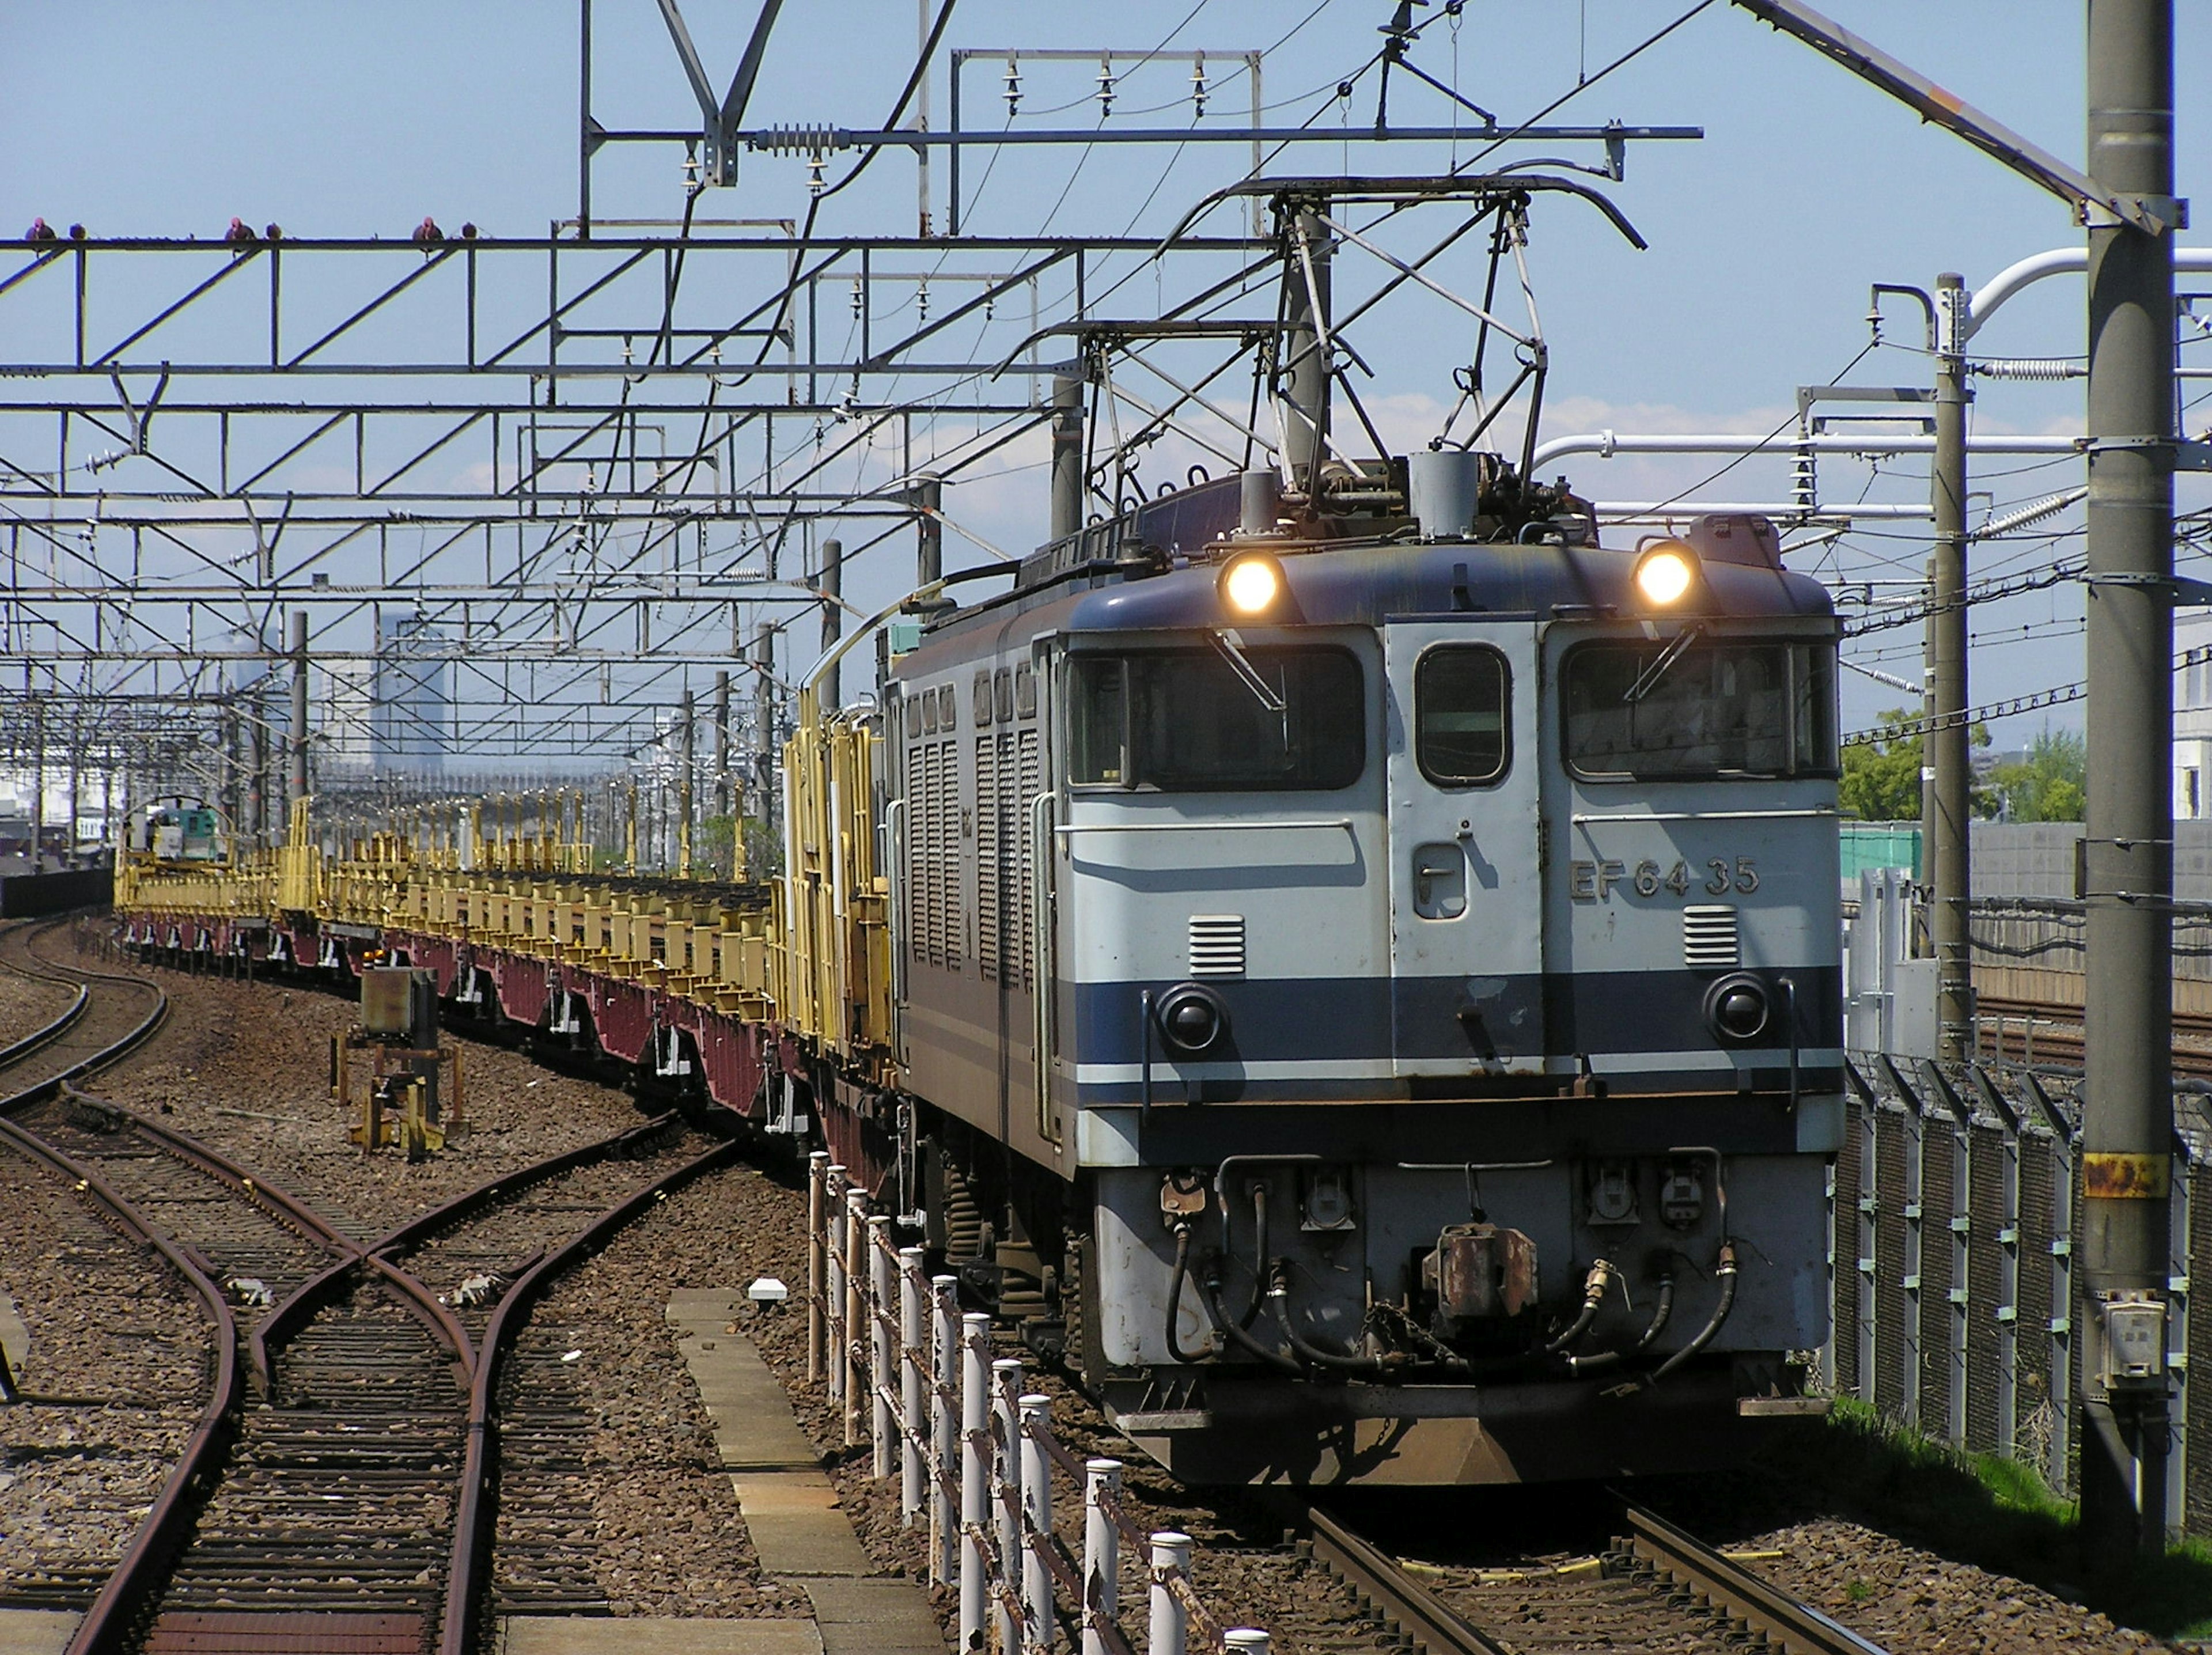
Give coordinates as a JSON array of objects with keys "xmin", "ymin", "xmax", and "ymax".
[
  {"xmin": 1840, "ymin": 709, "xmax": 1990, "ymax": 821},
  {"xmin": 1987, "ymin": 726, "xmax": 2087, "ymax": 822}
]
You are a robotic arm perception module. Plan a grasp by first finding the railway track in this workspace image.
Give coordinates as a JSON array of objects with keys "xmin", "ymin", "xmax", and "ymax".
[
  {"xmin": 0, "ymin": 918, "xmax": 168, "ymax": 1106},
  {"xmin": 0, "ymin": 925, "xmax": 743, "ymax": 1654},
  {"xmin": 1309, "ymin": 1502, "xmax": 1889, "ymax": 1655},
  {"xmin": 1973, "ymin": 993, "xmax": 2212, "ymax": 1078}
]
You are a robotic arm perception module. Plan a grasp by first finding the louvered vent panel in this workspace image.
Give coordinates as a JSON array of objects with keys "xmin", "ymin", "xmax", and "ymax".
[
  {"xmin": 942, "ymin": 738, "xmax": 964, "ymax": 968},
  {"xmin": 1016, "ymin": 730, "xmax": 1039, "ymax": 989},
  {"xmin": 976, "ymin": 736, "xmax": 999, "ymax": 980},
  {"xmin": 1683, "ymin": 905, "xmax": 1740, "ymax": 969},
  {"xmin": 1188, "ymin": 914, "xmax": 1247, "ymax": 978}
]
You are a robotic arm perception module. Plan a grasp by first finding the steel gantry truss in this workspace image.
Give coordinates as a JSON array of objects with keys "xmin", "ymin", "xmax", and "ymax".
[{"xmin": 3, "ymin": 0, "xmax": 1702, "ymax": 840}]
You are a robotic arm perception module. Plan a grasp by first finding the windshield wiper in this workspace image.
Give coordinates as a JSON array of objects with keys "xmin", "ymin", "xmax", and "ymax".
[
  {"xmin": 1210, "ymin": 628, "xmax": 1288, "ymax": 713},
  {"xmin": 1623, "ymin": 623, "xmax": 1705, "ymax": 704}
]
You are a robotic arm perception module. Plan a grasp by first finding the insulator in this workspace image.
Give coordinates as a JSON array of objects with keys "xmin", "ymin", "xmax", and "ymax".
[
  {"xmin": 753, "ymin": 125, "xmax": 846, "ymax": 157},
  {"xmin": 984, "ymin": 295, "xmax": 996, "ymax": 321},
  {"xmin": 1191, "ymin": 55, "xmax": 1207, "ymax": 117},
  {"xmin": 1969, "ymin": 357, "xmax": 2085, "ymax": 381},
  {"xmin": 806, "ymin": 151, "xmax": 825, "ymax": 195},
  {"xmin": 916, "ymin": 279, "xmax": 929, "ymax": 323},
  {"xmin": 1097, "ymin": 59, "xmax": 1115, "ymax": 116},
  {"xmin": 1005, "ymin": 58, "xmax": 1021, "ymax": 117},
  {"xmin": 851, "ymin": 278, "xmax": 864, "ymax": 320}
]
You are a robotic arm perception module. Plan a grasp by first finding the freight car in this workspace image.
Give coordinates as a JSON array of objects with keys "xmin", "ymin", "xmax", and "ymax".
[{"xmin": 115, "ymin": 176, "xmax": 1842, "ymax": 1486}]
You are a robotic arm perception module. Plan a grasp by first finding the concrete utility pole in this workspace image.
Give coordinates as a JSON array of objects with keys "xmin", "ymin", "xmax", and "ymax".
[
  {"xmin": 289, "ymin": 610, "xmax": 309, "ymax": 811},
  {"xmin": 1928, "ymin": 272, "xmax": 1974, "ymax": 1061},
  {"xmin": 679, "ymin": 688, "xmax": 695, "ymax": 879},
  {"xmin": 751, "ymin": 619, "xmax": 777, "ymax": 797},
  {"xmin": 818, "ymin": 537, "xmax": 843, "ymax": 711},
  {"xmin": 713, "ymin": 667, "xmax": 732, "ymax": 821},
  {"xmin": 2080, "ymin": 0, "xmax": 2177, "ymax": 1567},
  {"xmin": 1051, "ymin": 372, "xmax": 1085, "ymax": 540}
]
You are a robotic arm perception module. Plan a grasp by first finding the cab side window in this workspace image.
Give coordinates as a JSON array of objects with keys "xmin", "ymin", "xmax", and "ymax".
[{"xmin": 1415, "ymin": 646, "xmax": 1509, "ymax": 786}]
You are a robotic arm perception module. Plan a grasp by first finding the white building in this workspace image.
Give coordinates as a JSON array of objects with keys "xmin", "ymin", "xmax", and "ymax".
[{"xmin": 2179, "ymin": 611, "xmax": 2212, "ymax": 819}]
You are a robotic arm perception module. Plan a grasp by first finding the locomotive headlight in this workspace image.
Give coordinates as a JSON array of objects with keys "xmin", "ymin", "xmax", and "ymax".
[
  {"xmin": 1633, "ymin": 541, "xmax": 1698, "ymax": 607},
  {"xmin": 1219, "ymin": 552, "xmax": 1284, "ymax": 616}
]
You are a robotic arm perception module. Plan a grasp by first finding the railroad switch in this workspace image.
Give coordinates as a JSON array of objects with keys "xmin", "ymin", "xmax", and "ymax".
[{"xmin": 337, "ymin": 967, "xmax": 464, "ymax": 1160}]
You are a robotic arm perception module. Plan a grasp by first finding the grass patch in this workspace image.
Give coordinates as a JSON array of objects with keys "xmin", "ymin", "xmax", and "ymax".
[{"xmin": 1758, "ymin": 1397, "xmax": 2212, "ymax": 1638}]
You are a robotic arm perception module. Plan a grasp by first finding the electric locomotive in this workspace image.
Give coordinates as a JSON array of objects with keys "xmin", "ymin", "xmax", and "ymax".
[{"xmin": 883, "ymin": 452, "xmax": 1841, "ymax": 1486}]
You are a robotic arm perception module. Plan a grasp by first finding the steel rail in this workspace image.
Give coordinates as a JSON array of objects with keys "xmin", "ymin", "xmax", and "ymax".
[
  {"xmin": 1622, "ymin": 1503, "xmax": 1891, "ymax": 1655},
  {"xmin": 440, "ymin": 1131, "xmax": 743, "ymax": 1655},
  {"xmin": 0, "ymin": 920, "xmax": 169, "ymax": 1112},
  {"xmin": 0, "ymin": 933, "xmax": 90, "ymax": 1070},
  {"xmin": 0, "ymin": 1114, "xmax": 241, "ymax": 1655},
  {"xmin": 1306, "ymin": 1508, "xmax": 1512, "ymax": 1655}
]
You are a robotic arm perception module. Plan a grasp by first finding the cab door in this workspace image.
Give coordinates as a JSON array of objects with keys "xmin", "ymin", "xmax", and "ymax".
[{"xmin": 1383, "ymin": 618, "xmax": 1546, "ymax": 1076}]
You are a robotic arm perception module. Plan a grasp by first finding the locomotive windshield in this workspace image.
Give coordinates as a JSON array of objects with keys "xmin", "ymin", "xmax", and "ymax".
[
  {"xmin": 1069, "ymin": 646, "xmax": 1364, "ymax": 791},
  {"xmin": 1562, "ymin": 639, "xmax": 1837, "ymax": 780}
]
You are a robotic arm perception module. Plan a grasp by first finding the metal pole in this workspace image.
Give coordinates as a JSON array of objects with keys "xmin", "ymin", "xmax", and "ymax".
[
  {"xmin": 1051, "ymin": 372, "xmax": 1085, "ymax": 541},
  {"xmin": 1282, "ymin": 206, "xmax": 1332, "ymax": 493},
  {"xmin": 2081, "ymin": 0, "xmax": 2177, "ymax": 1569},
  {"xmin": 915, "ymin": 474, "xmax": 942, "ymax": 586},
  {"xmin": 27, "ymin": 694, "xmax": 43, "ymax": 870},
  {"xmin": 751, "ymin": 620, "xmax": 775, "ymax": 816},
  {"xmin": 289, "ymin": 609, "xmax": 309, "ymax": 808},
  {"xmin": 1019, "ymin": 1392, "xmax": 1052, "ymax": 1655},
  {"xmin": 1929, "ymin": 271, "xmax": 1973, "ymax": 1061},
  {"xmin": 1147, "ymin": 1533, "xmax": 1191, "ymax": 1655},
  {"xmin": 899, "ymin": 1245, "xmax": 927, "ymax": 1526},
  {"xmin": 870, "ymin": 1214, "xmax": 895, "ymax": 1479},
  {"xmin": 1082, "ymin": 1460, "xmax": 1122, "ymax": 1655},
  {"xmin": 960, "ymin": 1312, "xmax": 991, "ymax": 1651},
  {"xmin": 819, "ymin": 536, "xmax": 844, "ymax": 711}
]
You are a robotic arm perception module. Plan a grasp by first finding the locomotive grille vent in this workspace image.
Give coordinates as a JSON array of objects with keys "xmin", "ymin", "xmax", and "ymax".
[
  {"xmin": 1188, "ymin": 914, "xmax": 1247, "ymax": 978},
  {"xmin": 1683, "ymin": 905, "xmax": 1740, "ymax": 969}
]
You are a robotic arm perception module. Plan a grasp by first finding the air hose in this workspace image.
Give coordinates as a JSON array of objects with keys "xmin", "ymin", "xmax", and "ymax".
[
  {"xmin": 1266, "ymin": 1262, "xmax": 1388, "ymax": 1374},
  {"xmin": 1544, "ymin": 1259, "xmax": 1615, "ymax": 1353},
  {"xmin": 1164, "ymin": 1221, "xmax": 1214, "ymax": 1364},
  {"xmin": 1650, "ymin": 1242, "xmax": 1738, "ymax": 1382},
  {"xmin": 1200, "ymin": 1260, "xmax": 1302, "ymax": 1373},
  {"xmin": 1566, "ymin": 1273, "xmax": 1675, "ymax": 1375}
]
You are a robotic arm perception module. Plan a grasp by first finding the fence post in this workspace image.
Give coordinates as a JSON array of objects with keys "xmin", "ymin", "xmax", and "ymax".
[
  {"xmin": 1082, "ymin": 1461, "xmax": 1122, "ymax": 1655},
  {"xmin": 900, "ymin": 1246, "xmax": 927, "ymax": 1527},
  {"xmin": 869, "ymin": 1214, "xmax": 895, "ymax": 1478},
  {"xmin": 824, "ymin": 1164, "xmax": 847, "ymax": 1403},
  {"xmin": 1224, "ymin": 1633, "xmax": 1270, "ymax": 1655},
  {"xmin": 844, "ymin": 1187, "xmax": 867, "ymax": 1446},
  {"xmin": 960, "ymin": 1312, "xmax": 991, "ymax": 1652},
  {"xmin": 993, "ymin": 1357, "xmax": 1024, "ymax": 1655},
  {"xmin": 1147, "ymin": 1533, "xmax": 1191, "ymax": 1655},
  {"xmin": 934, "ymin": 1277, "xmax": 961, "ymax": 1585},
  {"xmin": 807, "ymin": 1151, "xmax": 828, "ymax": 1384},
  {"xmin": 1020, "ymin": 1393, "xmax": 1053, "ymax": 1655}
]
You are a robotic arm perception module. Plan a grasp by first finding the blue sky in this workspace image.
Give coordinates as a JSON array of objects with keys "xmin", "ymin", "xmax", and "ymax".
[{"xmin": 6, "ymin": 1, "xmax": 2210, "ymax": 753}]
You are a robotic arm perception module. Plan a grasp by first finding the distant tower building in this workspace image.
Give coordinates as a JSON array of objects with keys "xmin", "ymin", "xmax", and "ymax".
[
  {"xmin": 372, "ymin": 612, "xmax": 451, "ymax": 773},
  {"xmin": 2177, "ymin": 612, "xmax": 2212, "ymax": 820},
  {"xmin": 313, "ymin": 656, "xmax": 377, "ymax": 779}
]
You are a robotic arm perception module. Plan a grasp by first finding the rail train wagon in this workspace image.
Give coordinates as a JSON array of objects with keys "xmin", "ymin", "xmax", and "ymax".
[{"xmin": 113, "ymin": 179, "xmax": 1843, "ymax": 1487}]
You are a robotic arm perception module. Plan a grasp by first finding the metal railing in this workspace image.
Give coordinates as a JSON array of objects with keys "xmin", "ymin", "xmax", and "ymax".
[{"xmin": 806, "ymin": 1153, "xmax": 1270, "ymax": 1655}]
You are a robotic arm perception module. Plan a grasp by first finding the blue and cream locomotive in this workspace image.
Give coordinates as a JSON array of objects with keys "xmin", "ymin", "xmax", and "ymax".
[{"xmin": 884, "ymin": 457, "xmax": 1840, "ymax": 1485}]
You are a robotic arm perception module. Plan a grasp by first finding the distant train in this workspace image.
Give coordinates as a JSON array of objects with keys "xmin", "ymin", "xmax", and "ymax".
[{"xmin": 116, "ymin": 177, "xmax": 1842, "ymax": 1486}]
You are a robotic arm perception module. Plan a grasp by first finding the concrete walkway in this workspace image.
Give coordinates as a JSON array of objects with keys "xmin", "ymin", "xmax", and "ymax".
[
  {"xmin": 0, "ymin": 1611, "xmax": 77, "ymax": 1655},
  {"xmin": 494, "ymin": 1290, "xmax": 944, "ymax": 1655}
]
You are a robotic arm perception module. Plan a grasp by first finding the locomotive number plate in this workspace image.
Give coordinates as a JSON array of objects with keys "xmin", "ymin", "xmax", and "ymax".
[{"xmin": 1569, "ymin": 857, "xmax": 1758, "ymax": 901}]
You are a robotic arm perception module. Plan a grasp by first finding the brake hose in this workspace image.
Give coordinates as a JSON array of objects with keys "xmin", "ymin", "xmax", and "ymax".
[
  {"xmin": 1544, "ymin": 1259, "xmax": 1615, "ymax": 1353},
  {"xmin": 1266, "ymin": 1262, "xmax": 1388, "ymax": 1374},
  {"xmin": 1200, "ymin": 1260, "xmax": 1302, "ymax": 1373},
  {"xmin": 1566, "ymin": 1273, "xmax": 1675, "ymax": 1375},
  {"xmin": 1164, "ymin": 1222, "xmax": 1214, "ymax": 1364},
  {"xmin": 1650, "ymin": 1242, "xmax": 1738, "ymax": 1381}
]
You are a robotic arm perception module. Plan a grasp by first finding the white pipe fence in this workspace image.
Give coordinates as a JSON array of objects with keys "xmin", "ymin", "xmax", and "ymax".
[{"xmin": 804, "ymin": 1152, "xmax": 1268, "ymax": 1655}]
